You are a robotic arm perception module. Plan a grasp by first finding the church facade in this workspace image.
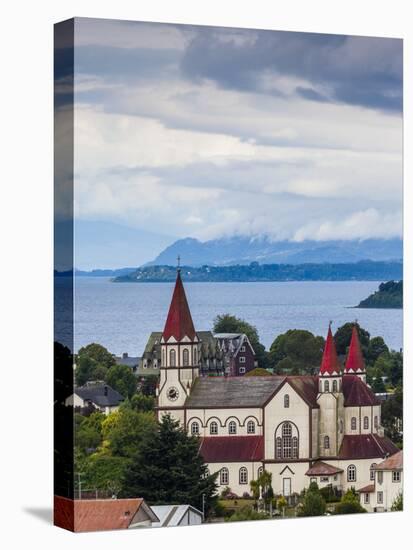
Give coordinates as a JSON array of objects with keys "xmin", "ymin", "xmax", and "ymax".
[{"xmin": 156, "ymin": 270, "xmax": 399, "ymax": 501}]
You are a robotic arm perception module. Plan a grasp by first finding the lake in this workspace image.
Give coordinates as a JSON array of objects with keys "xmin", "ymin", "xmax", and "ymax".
[{"xmin": 65, "ymin": 278, "xmax": 403, "ymax": 356}]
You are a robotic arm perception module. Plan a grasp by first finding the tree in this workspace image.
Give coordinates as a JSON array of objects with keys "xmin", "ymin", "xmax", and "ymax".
[
  {"xmin": 334, "ymin": 323, "xmax": 370, "ymax": 356},
  {"xmin": 366, "ymin": 337, "xmax": 389, "ymax": 364},
  {"xmin": 276, "ymin": 496, "xmax": 287, "ymax": 516},
  {"xmin": 269, "ymin": 330, "xmax": 324, "ymax": 374},
  {"xmin": 75, "ymin": 355, "xmax": 103, "ymax": 386},
  {"xmin": 105, "ymin": 364, "xmax": 137, "ymax": 399},
  {"xmin": 129, "ymin": 392, "xmax": 155, "ymax": 412},
  {"xmin": 139, "ymin": 375, "xmax": 159, "ymax": 396},
  {"xmin": 334, "ymin": 488, "xmax": 366, "ymax": 514},
  {"xmin": 101, "ymin": 408, "xmax": 157, "ymax": 458},
  {"xmin": 78, "ymin": 343, "xmax": 116, "ymax": 369},
  {"xmin": 297, "ymin": 482, "xmax": 326, "ymax": 517},
  {"xmin": 391, "ymin": 492, "xmax": 403, "ymax": 511},
  {"xmin": 75, "ymin": 412, "xmax": 104, "ymax": 453},
  {"xmin": 245, "ymin": 367, "xmax": 272, "ymax": 377},
  {"xmin": 225, "ymin": 506, "xmax": 268, "ymax": 522},
  {"xmin": 371, "ymin": 376, "xmax": 386, "ymax": 393},
  {"xmin": 121, "ymin": 414, "xmax": 218, "ymax": 516},
  {"xmin": 213, "ymin": 314, "xmax": 269, "ymax": 368},
  {"xmin": 381, "ymin": 385, "xmax": 403, "ymax": 446}
]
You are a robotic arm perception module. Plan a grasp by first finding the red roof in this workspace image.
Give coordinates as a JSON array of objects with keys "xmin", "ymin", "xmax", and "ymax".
[
  {"xmin": 358, "ymin": 484, "xmax": 375, "ymax": 493},
  {"xmin": 338, "ymin": 434, "xmax": 399, "ymax": 460},
  {"xmin": 54, "ymin": 496, "xmax": 156, "ymax": 533},
  {"xmin": 306, "ymin": 461, "xmax": 343, "ymax": 476},
  {"xmin": 162, "ymin": 271, "xmax": 196, "ymax": 342},
  {"xmin": 373, "ymin": 450, "xmax": 403, "ymax": 471},
  {"xmin": 342, "ymin": 375, "xmax": 379, "ymax": 406},
  {"xmin": 320, "ymin": 326, "xmax": 341, "ymax": 375},
  {"xmin": 344, "ymin": 326, "xmax": 365, "ymax": 373},
  {"xmin": 199, "ymin": 436, "xmax": 264, "ymax": 462}
]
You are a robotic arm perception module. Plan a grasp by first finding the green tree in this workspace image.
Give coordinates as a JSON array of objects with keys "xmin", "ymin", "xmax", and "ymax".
[
  {"xmin": 75, "ymin": 412, "xmax": 104, "ymax": 453},
  {"xmin": 121, "ymin": 414, "xmax": 218, "ymax": 516},
  {"xmin": 334, "ymin": 488, "xmax": 366, "ymax": 514},
  {"xmin": 105, "ymin": 364, "xmax": 137, "ymax": 399},
  {"xmin": 102, "ymin": 408, "xmax": 157, "ymax": 458},
  {"xmin": 297, "ymin": 482, "xmax": 326, "ymax": 517},
  {"xmin": 225, "ymin": 506, "xmax": 268, "ymax": 522},
  {"xmin": 75, "ymin": 355, "xmax": 101, "ymax": 386},
  {"xmin": 391, "ymin": 492, "xmax": 403, "ymax": 511},
  {"xmin": 129, "ymin": 392, "xmax": 155, "ymax": 412},
  {"xmin": 371, "ymin": 376, "xmax": 386, "ymax": 393},
  {"xmin": 366, "ymin": 337, "xmax": 389, "ymax": 364},
  {"xmin": 78, "ymin": 343, "xmax": 116, "ymax": 369},
  {"xmin": 245, "ymin": 367, "xmax": 272, "ymax": 377},
  {"xmin": 381, "ymin": 385, "xmax": 403, "ymax": 446},
  {"xmin": 334, "ymin": 323, "xmax": 370, "ymax": 356},
  {"xmin": 213, "ymin": 314, "xmax": 269, "ymax": 368},
  {"xmin": 269, "ymin": 330, "xmax": 324, "ymax": 374},
  {"xmin": 139, "ymin": 375, "xmax": 159, "ymax": 396}
]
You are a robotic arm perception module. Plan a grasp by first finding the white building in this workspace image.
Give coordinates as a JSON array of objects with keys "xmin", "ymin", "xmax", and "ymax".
[
  {"xmin": 156, "ymin": 271, "xmax": 400, "ymax": 503},
  {"xmin": 66, "ymin": 382, "xmax": 124, "ymax": 415},
  {"xmin": 359, "ymin": 450, "xmax": 403, "ymax": 512}
]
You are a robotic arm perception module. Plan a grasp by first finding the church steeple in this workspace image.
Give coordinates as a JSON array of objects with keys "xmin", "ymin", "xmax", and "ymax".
[
  {"xmin": 162, "ymin": 269, "xmax": 196, "ymax": 342},
  {"xmin": 320, "ymin": 325, "xmax": 341, "ymax": 376},
  {"xmin": 344, "ymin": 325, "xmax": 366, "ymax": 382}
]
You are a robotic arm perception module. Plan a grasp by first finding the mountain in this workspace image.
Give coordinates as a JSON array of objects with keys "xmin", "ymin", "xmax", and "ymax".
[
  {"xmin": 147, "ymin": 236, "xmax": 403, "ymax": 267},
  {"xmin": 114, "ymin": 261, "xmax": 403, "ymax": 283}
]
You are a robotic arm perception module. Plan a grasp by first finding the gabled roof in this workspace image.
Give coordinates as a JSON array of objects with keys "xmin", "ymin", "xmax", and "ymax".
[
  {"xmin": 306, "ymin": 461, "xmax": 343, "ymax": 476},
  {"xmin": 54, "ymin": 497, "xmax": 158, "ymax": 532},
  {"xmin": 344, "ymin": 326, "xmax": 366, "ymax": 373},
  {"xmin": 373, "ymin": 450, "xmax": 403, "ymax": 471},
  {"xmin": 185, "ymin": 375, "xmax": 319, "ymax": 408},
  {"xmin": 338, "ymin": 434, "xmax": 399, "ymax": 460},
  {"xmin": 151, "ymin": 505, "xmax": 203, "ymax": 527},
  {"xmin": 320, "ymin": 326, "xmax": 341, "ymax": 375},
  {"xmin": 342, "ymin": 375, "xmax": 380, "ymax": 406},
  {"xmin": 199, "ymin": 436, "xmax": 264, "ymax": 462},
  {"xmin": 162, "ymin": 271, "xmax": 196, "ymax": 342},
  {"xmin": 75, "ymin": 384, "xmax": 124, "ymax": 407},
  {"xmin": 358, "ymin": 484, "xmax": 375, "ymax": 493}
]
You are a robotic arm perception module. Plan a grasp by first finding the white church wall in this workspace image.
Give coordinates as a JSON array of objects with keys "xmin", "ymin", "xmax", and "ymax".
[
  {"xmin": 209, "ymin": 461, "xmax": 262, "ymax": 497},
  {"xmin": 185, "ymin": 407, "xmax": 263, "ymax": 437}
]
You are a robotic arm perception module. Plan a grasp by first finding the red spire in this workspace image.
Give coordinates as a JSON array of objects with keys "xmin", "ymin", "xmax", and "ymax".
[
  {"xmin": 320, "ymin": 326, "xmax": 341, "ymax": 375},
  {"xmin": 345, "ymin": 325, "xmax": 365, "ymax": 373},
  {"xmin": 162, "ymin": 270, "xmax": 196, "ymax": 342}
]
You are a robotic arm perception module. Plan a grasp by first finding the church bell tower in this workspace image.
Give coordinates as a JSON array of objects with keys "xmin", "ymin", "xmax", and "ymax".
[{"xmin": 157, "ymin": 264, "xmax": 200, "ymax": 423}]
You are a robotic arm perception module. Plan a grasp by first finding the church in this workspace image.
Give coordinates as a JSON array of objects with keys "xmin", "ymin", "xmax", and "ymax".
[{"xmin": 156, "ymin": 269, "xmax": 399, "ymax": 501}]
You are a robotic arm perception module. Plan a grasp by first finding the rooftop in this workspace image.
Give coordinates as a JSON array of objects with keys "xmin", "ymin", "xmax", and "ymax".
[
  {"xmin": 373, "ymin": 450, "xmax": 403, "ymax": 471},
  {"xmin": 199, "ymin": 435, "xmax": 264, "ymax": 462},
  {"xmin": 75, "ymin": 383, "xmax": 124, "ymax": 407},
  {"xmin": 338, "ymin": 434, "xmax": 399, "ymax": 460},
  {"xmin": 306, "ymin": 461, "xmax": 343, "ymax": 476}
]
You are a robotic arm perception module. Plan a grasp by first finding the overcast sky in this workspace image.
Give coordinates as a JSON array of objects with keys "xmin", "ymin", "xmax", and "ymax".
[{"xmin": 61, "ymin": 18, "xmax": 402, "ymax": 252}]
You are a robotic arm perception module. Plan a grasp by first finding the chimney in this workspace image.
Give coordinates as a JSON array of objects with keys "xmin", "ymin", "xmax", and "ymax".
[{"xmin": 122, "ymin": 352, "xmax": 128, "ymax": 359}]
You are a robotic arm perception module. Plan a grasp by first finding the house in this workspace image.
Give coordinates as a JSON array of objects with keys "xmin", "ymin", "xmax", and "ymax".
[
  {"xmin": 54, "ymin": 496, "xmax": 159, "ymax": 532},
  {"xmin": 66, "ymin": 382, "xmax": 124, "ymax": 415},
  {"xmin": 214, "ymin": 333, "xmax": 257, "ymax": 376},
  {"xmin": 156, "ymin": 269, "xmax": 400, "ymax": 503},
  {"xmin": 151, "ymin": 505, "xmax": 204, "ymax": 527},
  {"xmin": 358, "ymin": 450, "xmax": 403, "ymax": 512}
]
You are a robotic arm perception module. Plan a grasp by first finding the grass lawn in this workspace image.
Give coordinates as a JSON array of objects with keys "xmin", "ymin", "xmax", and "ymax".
[{"xmin": 219, "ymin": 498, "xmax": 255, "ymax": 511}]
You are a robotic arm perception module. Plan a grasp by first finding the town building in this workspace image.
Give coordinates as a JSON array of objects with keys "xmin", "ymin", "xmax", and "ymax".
[
  {"xmin": 358, "ymin": 450, "xmax": 403, "ymax": 512},
  {"xmin": 54, "ymin": 496, "xmax": 159, "ymax": 532},
  {"xmin": 66, "ymin": 382, "xmax": 124, "ymax": 415},
  {"xmin": 115, "ymin": 352, "xmax": 141, "ymax": 373},
  {"xmin": 156, "ymin": 270, "xmax": 400, "ymax": 503},
  {"xmin": 214, "ymin": 333, "xmax": 257, "ymax": 375},
  {"xmin": 151, "ymin": 505, "xmax": 204, "ymax": 527}
]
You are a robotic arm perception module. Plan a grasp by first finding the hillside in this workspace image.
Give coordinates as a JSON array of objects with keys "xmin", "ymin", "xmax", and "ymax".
[
  {"xmin": 356, "ymin": 280, "xmax": 403, "ymax": 309},
  {"xmin": 113, "ymin": 261, "xmax": 403, "ymax": 283}
]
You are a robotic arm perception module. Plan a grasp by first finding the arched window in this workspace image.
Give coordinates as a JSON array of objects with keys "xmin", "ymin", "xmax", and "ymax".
[
  {"xmin": 332, "ymin": 380, "xmax": 338, "ymax": 392},
  {"xmin": 239, "ymin": 467, "xmax": 248, "ymax": 485},
  {"xmin": 162, "ymin": 349, "xmax": 165, "ymax": 367},
  {"xmin": 284, "ymin": 394, "xmax": 290, "ymax": 408},
  {"xmin": 247, "ymin": 420, "xmax": 255, "ymax": 434},
  {"xmin": 194, "ymin": 347, "xmax": 197, "ymax": 365},
  {"xmin": 257, "ymin": 466, "xmax": 263, "ymax": 478},
  {"xmin": 347, "ymin": 464, "xmax": 356, "ymax": 482},
  {"xmin": 324, "ymin": 380, "xmax": 329, "ymax": 392},
  {"xmin": 274, "ymin": 421, "xmax": 299, "ymax": 460},
  {"xmin": 183, "ymin": 348, "xmax": 189, "ymax": 366},
  {"xmin": 324, "ymin": 435, "xmax": 330, "ymax": 449},
  {"xmin": 374, "ymin": 416, "xmax": 379, "ymax": 430},
  {"xmin": 363, "ymin": 416, "xmax": 369, "ymax": 430},
  {"xmin": 210, "ymin": 421, "xmax": 218, "ymax": 435},
  {"xmin": 191, "ymin": 422, "xmax": 200, "ymax": 435},
  {"xmin": 228, "ymin": 421, "xmax": 237, "ymax": 434},
  {"xmin": 220, "ymin": 467, "xmax": 229, "ymax": 485},
  {"xmin": 169, "ymin": 349, "xmax": 176, "ymax": 367},
  {"xmin": 351, "ymin": 417, "xmax": 357, "ymax": 430},
  {"xmin": 370, "ymin": 463, "xmax": 376, "ymax": 481},
  {"xmin": 339, "ymin": 419, "xmax": 344, "ymax": 434}
]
